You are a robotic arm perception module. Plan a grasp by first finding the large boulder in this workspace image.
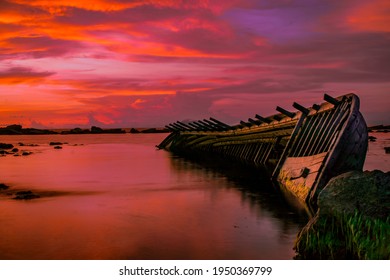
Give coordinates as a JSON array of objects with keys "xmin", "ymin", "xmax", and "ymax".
[
  {"xmin": 295, "ymin": 170, "xmax": 390, "ymax": 259},
  {"xmin": 319, "ymin": 170, "xmax": 389, "ymax": 220}
]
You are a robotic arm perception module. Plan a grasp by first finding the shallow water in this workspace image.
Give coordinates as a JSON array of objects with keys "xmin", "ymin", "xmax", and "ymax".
[
  {"xmin": 1, "ymin": 132, "xmax": 386, "ymax": 260},
  {"xmin": 364, "ymin": 132, "xmax": 390, "ymax": 172}
]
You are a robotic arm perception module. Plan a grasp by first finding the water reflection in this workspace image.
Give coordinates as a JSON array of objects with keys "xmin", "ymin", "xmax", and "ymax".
[
  {"xmin": 167, "ymin": 153, "xmax": 309, "ymax": 239},
  {"xmin": 0, "ymin": 134, "xmax": 308, "ymax": 260}
]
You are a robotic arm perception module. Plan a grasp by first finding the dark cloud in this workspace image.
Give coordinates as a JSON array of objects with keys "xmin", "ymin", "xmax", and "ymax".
[
  {"xmin": 0, "ymin": 0, "xmax": 49, "ymax": 17},
  {"xmin": 3, "ymin": 36, "xmax": 84, "ymax": 59},
  {"xmin": 55, "ymin": 4, "xmax": 190, "ymax": 25},
  {"xmin": 0, "ymin": 66, "xmax": 55, "ymax": 83}
]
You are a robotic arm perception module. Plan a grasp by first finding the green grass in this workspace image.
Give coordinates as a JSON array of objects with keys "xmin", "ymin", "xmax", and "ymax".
[{"xmin": 295, "ymin": 211, "xmax": 390, "ymax": 259}]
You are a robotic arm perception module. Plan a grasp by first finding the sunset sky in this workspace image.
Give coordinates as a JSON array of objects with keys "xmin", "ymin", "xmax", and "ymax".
[{"xmin": 0, "ymin": 0, "xmax": 389, "ymax": 128}]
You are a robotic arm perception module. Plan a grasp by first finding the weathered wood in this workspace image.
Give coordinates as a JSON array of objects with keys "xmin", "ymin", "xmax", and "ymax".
[
  {"xmin": 272, "ymin": 111, "xmax": 308, "ymax": 178},
  {"xmin": 293, "ymin": 102, "xmax": 310, "ymax": 115},
  {"xmin": 240, "ymin": 121, "xmax": 252, "ymax": 127},
  {"xmin": 209, "ymin": 117, "xmax": 231, "ymax": 130},
  {"xmin": 255, "ymin": 114, "xmax": 272, "ymax": 124},
  {"xmin": 157, "ymin": 93, "xmax": 368, "ymax": 209},
  {"xmin": 312, "ymin": 104, "xmax": 321, "ymax": 111},
  {"xmin": 324, "ymin": 93, "xmax": 340, "ymax": 106},
  {"xmin": 203, "ymin": 119, "xmax": 224, "ymax": 130},
  {"xmin": 170, "ymin": 123, "xmax": 185, "ymax": 131},
  {"xmin": 248, "ymin": 118, "xmax": 261, "ymax": 125},
  {"xmin": 198, "ymin": 120, "xmax": 215, "ymax": 130},
  {"xmin": 177, "ymin": 121, "xmax": 194, "ymax": 130},
  {"xmin": 301, "ymin": 113, "xmax": 327, "ymax": 155},
  {"xmin": 278, "ymin": 152, "xmax": 327, "ymax": 202},
  {"xmin": 165, "ymin": 125, "xmax": 177, "ymax": 132},
  {"xmin": 276, "ymin": 106, "xmax": 296, "ymax": 118}
]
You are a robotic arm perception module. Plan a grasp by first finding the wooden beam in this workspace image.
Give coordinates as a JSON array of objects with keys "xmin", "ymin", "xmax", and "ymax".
[
  {"xmin": 255, "ymin": 114, "xmax": 271, "ymax": 123},
  {"xmin": 203, "ymin": 119, "xmax": 225, "ymax": 130},
  {"xmin": 177, "ymin": 121, "xmax": 194, "ymax": 130},
  {"xmin": 248, "ymin": 118, "xmax": 261, "ymax": 125},
  {"xmin": 293, "ymin": 102, "xmax": 310, "ymax": 115},
  {"xmin": 240, "ymin": 120, "xmax": 252, "ymax": 127},
  {"xmin": 209, "ymin": 117, "xmax": 231, "ymax": 129},
  {"xmin": 276, "ymin": 106, "xmax": 296, "ymax": 118},
  {"xmin": 324, "ymin": 93, "xmax": 340, "ymax": 106},
  {"xmin": 312, "ymin": 104, "xmax": 321, "ymax": 111}
]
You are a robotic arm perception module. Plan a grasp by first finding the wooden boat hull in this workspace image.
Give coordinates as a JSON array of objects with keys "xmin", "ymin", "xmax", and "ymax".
[{"xmin": 157, "ymin": 93, "xmax": 368, "ymax": 208}]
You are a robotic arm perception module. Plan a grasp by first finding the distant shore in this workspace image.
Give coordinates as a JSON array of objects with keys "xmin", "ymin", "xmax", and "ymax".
[
  {"xmin": 1, "ymin": 124, "xmax": 388, "ymax": 135},
  {"xmin": 367, "ymin": 124, "xmax": 390, "ymax": 133},
  {"xmin": 0, "ymin": 124, "xmax": 169, "ymax": 135}
]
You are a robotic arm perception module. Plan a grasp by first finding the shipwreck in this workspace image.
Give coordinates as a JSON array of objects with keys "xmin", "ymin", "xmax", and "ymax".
[{"xmin": 157, "ymin": 93, "xmax": 368, "ymax": 208}]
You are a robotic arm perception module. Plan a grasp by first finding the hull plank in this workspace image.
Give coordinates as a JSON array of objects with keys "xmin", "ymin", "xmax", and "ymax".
[{"xmin": 278, "ymin": 152, "xmax": 327, "ymax": 202}]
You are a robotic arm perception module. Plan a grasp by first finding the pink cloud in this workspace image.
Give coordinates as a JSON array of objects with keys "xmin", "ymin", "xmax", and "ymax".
[{"xmin": 0, "ymin": 0, "xmax": 389, "ymax": 128}]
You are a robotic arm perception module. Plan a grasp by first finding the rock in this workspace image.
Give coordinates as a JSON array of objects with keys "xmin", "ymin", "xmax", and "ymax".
[
  {"xmin": 49, "ymin": 142, "xmax": 63, "ymax": 145},
  {"xmin": 22, "ymin": 151, "xmax": 32, "ymax": 156},
  {"xmin": 54, "ymin": 146, "xmax": 62, "ymax": 149},
  {"xmin": 91, "ymin": 126, "xmax": 104, "ymax": 133},
  {"xmin": 368, "ymin": 136, "xmax": 377, "ymax": 142},
  {"xmin": 130, "ymin": 128, "xmax": 140, "ymax": 133},
  {"xmin": 0, "ymin": 125, "xmax": 57, "ymax": 135},
  {"xmin": 385, "ymin": 147, "xmax": 390, "ymax": 154},
  {"xmin": 318, "ymin": 170, "xmax": 389, "ymax": 219},
  {"xmin": 6, "ymin": 124, "xmax": 22, "ymax": 131},
  {"xmin": 0, "ymin": 183, "xmax": 10, "ymax": 190},
  {"xmin": 18, "ymin": 143, "xmax": 39, "ymax": 147},
  {"xmin": 13, "ymin": 190, "xmax": 40, "ymax": 200},
  {"xmin": 0, "ymin": 143, "xmax": 14, "ymax": 149},
  {"xmin": 295, "ymin": 170, "xmax": 390, "ymax": 259},
  {"xmin": 11, "ymin": 148, "xmax": 19, "ymax": 153}
]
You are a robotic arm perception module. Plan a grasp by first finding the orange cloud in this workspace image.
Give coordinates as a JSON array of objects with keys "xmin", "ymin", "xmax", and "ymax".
[
  {"xmin": 130, "ymin": 98, "xmax": 146, "ymax": 109},
  {"xmin": 348, "ymin": 0, "xmax": 390, "ymax": 32},
  {"xmin": 109, "ymin": 40, "xmax": 241, "ymax": 59},
  {"xmin": 10, "ymin": 0, "xmax": 142, "ymax": 12}
]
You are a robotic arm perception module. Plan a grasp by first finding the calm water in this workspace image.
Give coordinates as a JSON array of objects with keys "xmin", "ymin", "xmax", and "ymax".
[{"xmin": 2, "ymin": 132, "xmax": 386, "ymax": 260}]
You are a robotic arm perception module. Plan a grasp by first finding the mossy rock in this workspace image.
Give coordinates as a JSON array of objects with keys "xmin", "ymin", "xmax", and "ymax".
[
  {"xmin": 295, "ymin": 170, "xmax": 390, "ymax": 259},
  {"xmin": 319, "ymin": 170, "xmax": 389, "ymax": 220}
]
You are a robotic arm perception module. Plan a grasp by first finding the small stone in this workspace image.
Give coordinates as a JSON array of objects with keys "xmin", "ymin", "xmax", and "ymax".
[
  {"xmin": 54, "ymin": 146, "xmax": 63, "ymax": 149},
  {"xmin": 0, "ymin": 183, "xmax": 10, "ymax": 190},
  {"xmin": 0, "ymin": 143, "xmax": 14, "ymax": 149},
  {"xmin": 13, "ymin": 190, "xmax": 40, "ymax": 200},
  {"xmin": 368, "ymin": 136, "xmax": 377, "ymax": 142}
]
